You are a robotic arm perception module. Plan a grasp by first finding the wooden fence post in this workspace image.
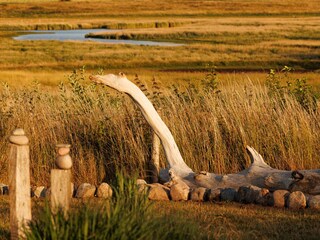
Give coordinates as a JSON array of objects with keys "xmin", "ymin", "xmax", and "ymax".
[
  {"xmin": 8, "ymin": 128, "xmax": 32, "ymax": 240},
  {"xmin": 150, "ymin": 132, "xmax": 160, "ymax": 183},
  {"xmin": 50, "ymin": 144, "xmax": 72, "ymax": 215}
]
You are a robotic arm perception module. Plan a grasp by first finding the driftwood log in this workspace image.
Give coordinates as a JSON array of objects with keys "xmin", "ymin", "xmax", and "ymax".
[{"xmin": 90, "ymin": 73, "xmax": 320, "ymax": 194}]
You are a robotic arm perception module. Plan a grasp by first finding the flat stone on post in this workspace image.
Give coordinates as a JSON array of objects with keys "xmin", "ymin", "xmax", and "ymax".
[
  {"xmin": 9, "ymin": 128, "xmax": 32, "ymax": 239},
  {"xmin": 9, "ymin": 135, "xmax": 29, "ymax": 146},
  {"xmin": 57, "ymin": 147, "xmax": 70, "ymax": 156},
  {"xmin": 12, "ymin": 128, "xmax": 25, "ymax": 136}
]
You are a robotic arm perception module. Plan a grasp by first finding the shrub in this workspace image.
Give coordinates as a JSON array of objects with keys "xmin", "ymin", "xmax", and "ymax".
[{"xmin": 266, "ymin": 66, "xmax": 318, "ymax": 112}]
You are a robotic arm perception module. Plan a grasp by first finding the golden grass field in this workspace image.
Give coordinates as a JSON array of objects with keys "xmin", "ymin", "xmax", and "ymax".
[
  {"xmin": 0, "ymin": 1, "xmax": 320, "ymax": 238},
  {"xmin": 0, "ymin": 0, "xmax": 319, "ymax": 184}
]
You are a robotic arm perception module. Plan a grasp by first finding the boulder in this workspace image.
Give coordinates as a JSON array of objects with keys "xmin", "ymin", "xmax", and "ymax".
[
  {"xmin": 170, "ymin": 183, "xmax": 189, "ymax": 201},
  {"xmin": 33, "ymin": 186, "xmax": 47, "ymax": 198},
  {"xmin": 97, "ymin": 183, "xmax": 113, "ymax": 199},
  {"xmin": 137, "ymin": 179, "xmax": 148, "ymax": 193},
  {"xmin": 9, "ymin": 135, "xmax": 29, "ymax": 145},
  {"xmin": 220, "ymin": 188, "xmax": 237, "ymax": 202},
  {"xmin": 75, "ymin": 183, "xmax": 96, "ymax": 198},
  {"xmin": 148, "ymin": 184, "xmax": 170, "ymax": 201},
  {"xmin": 137, "ymin": 179, "xmax": 147, "ymax": 185},
  {"xmin": 237, "ymin": 185, "xmax": 262, "ymax": 204},
  {"xmin": 0, "ymin": 184, "xmax": 9, "ymax": 195},
  {"xmin": 273, "ymin": 190, "xmax": 290, "ymax": 208},
  {"xmin": 287, "ymin": 191, "xmax": 306, "ymax": 209},
  {"xmin": 307, "ymin": 195, "xmax": 320, "ymax": 209},
  {"xmin": 255, "ymin": 188, "xmax": 272, "ymax": 206},
  {"xmin": 190, "ymin": 187, "xmax": 209, "ymax": 201},
  {"xmin": 208, "ymin": 189, "xmax": 221, "ymax": 201}
]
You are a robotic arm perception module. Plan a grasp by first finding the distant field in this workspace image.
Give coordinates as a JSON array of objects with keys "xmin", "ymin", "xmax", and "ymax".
[{"xmin": 0, "ymin": 0, "xmax": 319, "ymax": 87}]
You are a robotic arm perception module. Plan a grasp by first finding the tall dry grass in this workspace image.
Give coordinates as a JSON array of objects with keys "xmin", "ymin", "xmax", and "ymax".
[{"xmin": 0, "ymin": 69, "xmax": 319, "ymax": 186}]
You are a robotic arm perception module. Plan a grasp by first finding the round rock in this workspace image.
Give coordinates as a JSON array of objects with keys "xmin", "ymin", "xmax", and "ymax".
[
  {"xmin": 148, "ymin": 185, "xmax": 170, "ymax": 201},
  {"xmin": 221, "ymin": 188, "xmax": 237, "ymax": 202},
  {"xmin": 208, "ymin": 189, "xmax": 221, "ymax": 201},
  {"xmin": 97, "ymin": 183, "xmax": 113, "ymax": 199},
  {"xmin": 273, "ymin": 190, "xmax": 290, "ymax": 208},
  {"xmin": 12, "ymin": 128, "xmax": 25, "ymax": 136},
  {"xmin": 55, "ymin": 155, "xmax": 73, "ymax": 169},
  {"xmin": 76, "ymin": 183, "xmax": 96, "ymax": 198},
  {"xmin": 287, "ymin": 191, "xmax": 306, "ymax": 209},
  {"xmin": 170, "ymin": 183, "xmax": 189, "ymax": 201},
  {"xmin": 307, "ymin": 195, "xmax": 320, "ymax": 209},
  {"xmin": 190, "ymin": 187, "xmax": 208, "ymax": 201}
]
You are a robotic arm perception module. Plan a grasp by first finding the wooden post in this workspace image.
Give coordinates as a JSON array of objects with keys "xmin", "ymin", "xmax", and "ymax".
[
  {"xmin": 8, "ymin": 128, "xmax": 32, "ymax": 240},
  {"xmin": 150, "ymin": 132, "xmax": 160, "ymax": 183},
  {"xmin": 50, "ymin": 144, "xmax": 72, "ymax": 215}
]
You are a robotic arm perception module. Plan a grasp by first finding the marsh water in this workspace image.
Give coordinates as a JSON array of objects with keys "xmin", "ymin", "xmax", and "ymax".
[{"xmin": 13, "ymin": 29, "xmax": 182, "ymax": 46}]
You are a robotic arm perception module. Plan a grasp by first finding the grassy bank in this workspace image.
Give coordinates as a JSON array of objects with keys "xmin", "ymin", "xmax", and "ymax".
[
  {"xmin": 1, "ymin": 0, "xmax": 320, "ymax": 19},
  {"xmin": 0, "ymin": 1, "xmax": 319, "ymax": 80}
]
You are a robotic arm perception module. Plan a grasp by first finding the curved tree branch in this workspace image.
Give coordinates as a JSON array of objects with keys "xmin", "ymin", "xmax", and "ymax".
[{"xmin": 90, "ymin": 73, "xmax": 192, "ymax": 177}]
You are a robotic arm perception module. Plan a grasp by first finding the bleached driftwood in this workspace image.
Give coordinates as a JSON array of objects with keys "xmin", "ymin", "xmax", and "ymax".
[{"xmin": 90, "ymin": 73, "xmax": 320, "ymax": 194}]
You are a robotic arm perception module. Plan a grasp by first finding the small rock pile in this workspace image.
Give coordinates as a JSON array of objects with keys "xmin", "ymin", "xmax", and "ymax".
[
  {"xmin": 0, "ymin": 182, "xmax": 113, "ymax": 199},
  {"xmin": 1, "ymin": 180, "xmax": 320, "ymax": 210},
  {"xmin": 138, "ymin": 180, "xmax": 320, "ymax": 210}
]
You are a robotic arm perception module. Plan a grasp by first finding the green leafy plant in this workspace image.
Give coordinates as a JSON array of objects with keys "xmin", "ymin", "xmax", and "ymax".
[
  {"xmin": 24, "ymin": 174, "xmax": 203, "ymax": 240},
  {"xmin": 201, "ymin": 67, "xmax": 220, "ymax": 95},
  {"xmin": 266, "ymin": 66, "xmax": 318, "ymax": 112}
]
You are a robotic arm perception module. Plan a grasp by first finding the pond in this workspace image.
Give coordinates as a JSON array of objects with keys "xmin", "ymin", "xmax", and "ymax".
[{"xmin": 13, "ymin": 29, "xmax": 183, "ymax": 46}]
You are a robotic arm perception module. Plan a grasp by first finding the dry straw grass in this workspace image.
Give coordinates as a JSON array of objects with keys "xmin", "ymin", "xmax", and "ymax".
[{"xmin": 0, "ymin": 69, "xmax": 319, "ymax": 186}]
